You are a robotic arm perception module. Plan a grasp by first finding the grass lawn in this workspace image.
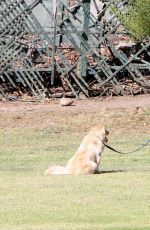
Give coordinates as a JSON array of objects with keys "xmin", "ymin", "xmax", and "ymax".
[{"xmin": 0, "ymin": 105, "xmax": 150, "ymax": 230}]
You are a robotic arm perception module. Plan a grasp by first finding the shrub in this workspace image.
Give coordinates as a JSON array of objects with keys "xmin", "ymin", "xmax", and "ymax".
[{"xmin": 111, "ymin": 0, "xmax": 150, "ymax": 40}]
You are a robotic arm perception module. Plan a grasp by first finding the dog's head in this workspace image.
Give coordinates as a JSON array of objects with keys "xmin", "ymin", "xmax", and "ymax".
[{"xmin": 90, "ymin": 125, "xmax": 109, "ymax": 143}]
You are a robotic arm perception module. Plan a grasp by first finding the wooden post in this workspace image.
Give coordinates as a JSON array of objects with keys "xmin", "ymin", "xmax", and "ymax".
[
  {"xmin": 51, "ymin": 0, "xmax": 57, "ymax": 85},
  {"xmin": 59, "ymin": 2, "xmax": 65, "ymax": 45},
  {"xmin": 80, "ymin": 0, "xmax": 91, "ymax": 78}
]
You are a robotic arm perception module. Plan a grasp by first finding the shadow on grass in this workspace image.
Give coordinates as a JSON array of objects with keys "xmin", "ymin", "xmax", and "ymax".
[
  {"xmin": 98, "ymin": 169, "xmax": 127, "ymax": 174},
  {"xmin": 98, "ymin": 168, "xmax": 150, "ymax": 174}
]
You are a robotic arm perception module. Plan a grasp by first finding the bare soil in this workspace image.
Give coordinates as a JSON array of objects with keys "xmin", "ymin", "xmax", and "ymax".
[{"xmin": 0, "ymin": 94, "xmax": 150, "ymax": 134}]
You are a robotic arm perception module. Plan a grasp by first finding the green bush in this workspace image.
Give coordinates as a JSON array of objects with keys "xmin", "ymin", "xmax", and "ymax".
[{"xmin": 111, "ymin": 0, "xmax": 150, "ymax": 40}]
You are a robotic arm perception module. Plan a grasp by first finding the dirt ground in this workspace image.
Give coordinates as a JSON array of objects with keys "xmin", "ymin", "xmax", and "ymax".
[{"xmin": 0, "ymin": 94, "xmax": 150, "ymax": 131}]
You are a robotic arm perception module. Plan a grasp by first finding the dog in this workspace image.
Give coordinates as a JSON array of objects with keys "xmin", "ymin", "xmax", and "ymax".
[{"xmin": 44, "ymin": 124, "xmax": 109, "ymax": 175}]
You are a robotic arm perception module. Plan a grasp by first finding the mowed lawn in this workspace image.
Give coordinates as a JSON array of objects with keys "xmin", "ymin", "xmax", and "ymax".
[{"xmin": 0, "ymin": 106, "xmax": 150, "ymax": 230}]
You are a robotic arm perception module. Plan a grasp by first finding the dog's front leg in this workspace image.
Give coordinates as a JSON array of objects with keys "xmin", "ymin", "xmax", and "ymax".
[{"xmin": 94, "ymin": 155, "xmax": 101, "ymax": 174}]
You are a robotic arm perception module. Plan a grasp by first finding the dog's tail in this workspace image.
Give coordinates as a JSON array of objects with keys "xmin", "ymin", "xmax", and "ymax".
[{"xmin": 44, "ymin": 165, "xmax": 66, "ymax": 175}]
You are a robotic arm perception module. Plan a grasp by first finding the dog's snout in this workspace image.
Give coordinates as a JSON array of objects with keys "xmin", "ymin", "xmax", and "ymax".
[
  {"xmin": 105, "ymin": 136, "xmax": 108, "ymax": 142},
  {"xmin": 106, "ymin": 130, "xmax": 109, "ymax": 135}
]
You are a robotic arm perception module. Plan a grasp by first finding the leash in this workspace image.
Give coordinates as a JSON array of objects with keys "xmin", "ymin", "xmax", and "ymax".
[{"xmin": 104, "ymin": 139, "xmax": 150, "ymax": 154}]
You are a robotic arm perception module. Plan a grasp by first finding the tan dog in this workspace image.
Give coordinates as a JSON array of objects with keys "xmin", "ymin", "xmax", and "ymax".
[{"xmin": 44, "ymin": 125, "xmax": 109, "ymax": 175}]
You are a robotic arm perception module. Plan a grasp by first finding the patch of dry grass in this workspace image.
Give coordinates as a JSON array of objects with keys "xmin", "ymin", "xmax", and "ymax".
[{"xmin": 0, "ymin": 106, "xmax": 150, "ymax": 230}]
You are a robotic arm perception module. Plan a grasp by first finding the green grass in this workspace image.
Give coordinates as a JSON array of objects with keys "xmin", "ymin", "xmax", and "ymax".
[{"xmin": 0, "ymin": 111, "xmax": 150, "ymax": 230}]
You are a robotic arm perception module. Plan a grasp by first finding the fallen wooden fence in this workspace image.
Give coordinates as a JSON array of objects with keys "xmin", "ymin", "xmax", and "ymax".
[{"xmin": 0, "ymin": 0, "xmax": 150, "ymax": 100}]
